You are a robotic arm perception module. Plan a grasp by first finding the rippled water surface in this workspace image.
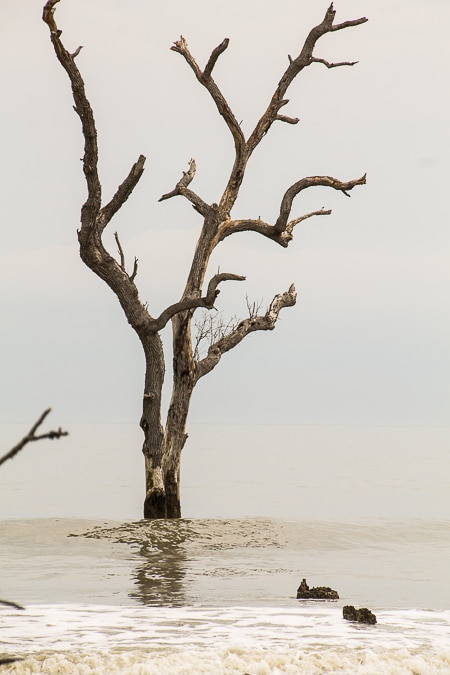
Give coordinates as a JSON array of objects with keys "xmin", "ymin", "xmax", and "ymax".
[{"xmin": 1, "ymin": 425, "xmax": 449, "ymax": 672}]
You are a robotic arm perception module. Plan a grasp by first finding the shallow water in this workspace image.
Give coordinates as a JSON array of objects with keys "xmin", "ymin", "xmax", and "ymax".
[
  {"xmin": 1, "ymin": 424, "xmax": 450, "ymax": 672},
  {"xmin": 1, "ymin": 517, "xmax": 450, "ymax": 672},
  {"xmin": 2, "ymin": 518, "xmax": 450, "ymax": 609}
]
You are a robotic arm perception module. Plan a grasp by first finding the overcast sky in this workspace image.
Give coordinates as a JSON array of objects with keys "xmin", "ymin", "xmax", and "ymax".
[{"xmin": 1, "ymin": 0, "xmax": 449, "ymax": 430}]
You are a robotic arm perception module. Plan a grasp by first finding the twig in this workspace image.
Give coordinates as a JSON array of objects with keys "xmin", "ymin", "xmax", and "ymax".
[
  {"xmin": 0, "ymin": 408, "xmax": 68, "ymax": 468},
  {"xmin": 114, "ymin": 231, "xmax": 126, "ymax": 271}
]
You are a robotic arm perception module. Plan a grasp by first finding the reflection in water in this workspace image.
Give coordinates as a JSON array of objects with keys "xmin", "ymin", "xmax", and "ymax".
[
  {"xmin": 129, "ymin": 522, "xmax": 189, "ymax": 606},
  {"xmin": 79, "ymin": 518, "xmax": 450, "ymax": 610},
  {"xmin": 82, "ymin": 518, "xmax": 291, "ymax": 606}
]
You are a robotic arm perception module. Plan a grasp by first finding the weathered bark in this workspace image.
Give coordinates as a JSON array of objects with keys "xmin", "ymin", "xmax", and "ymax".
[{"xmin": 43, "ymin": 1, "xmax": 367, "ymax": 518}]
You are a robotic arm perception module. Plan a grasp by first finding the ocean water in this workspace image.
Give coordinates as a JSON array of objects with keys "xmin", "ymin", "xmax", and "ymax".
[{"xmin": 0, "ymin": 424, "xmax": 449, "ymax": 673}]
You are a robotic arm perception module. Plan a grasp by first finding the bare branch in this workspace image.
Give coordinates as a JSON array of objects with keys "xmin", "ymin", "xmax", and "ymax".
[
  {"xmin": 274, "ymin": 174, "xmax": 366, "ymax": 234},
  {"xmin": 0, "ymin": 408, "xmax": 68, "ymax": 468},
  {"xmin": 196, "ymin": 284, "xmax": 297, "ymax": 380},
  {"xmin": 246, "ymin": 295, "xmax": 263, "ymax": 319},
  {"xmin": 43, "ymin": 0, "xmax": 101, "ymax": 220},
  {"xmin": 71, "ymin": 45, "xmax": 83, "ymax": 59},
  {"xmin": 311, "ymin": 57, "xmax": 358, "ymax": 69},
  {"xmin": 331, "ymin": 16, "xmax": 369, "ymax": 32},
  {"xmin": 151, "ymin": 273, "xmax": 246, "ymax": 332},
  {"xmin": 159, "ymin": 158, "xmax": 210, "ymax": 216},
  {"xmin": 43, "ymin": 2, "xmax": 146, "ymax": 232},
  {"xmin": 43, "ymin": 2, "xmax": 155, "ymax": 340},
  {"xmin": 113, "ymin": 231, "xmax": 139, "ymax": 282},
  {"xmin": 99, "ymin": 155, "xmax": 146, "ymax": 229},
  {"xmin": 284, "ymin": 208, "xmax": 333, "ymax": 241},
  {"xmin": 171, "ymin": 37, "xmax": 246, "ymax": 170},
  {"xmin": 275, "ymin": 114, "xmax": 300, "ymax": 125},
  {"xmin": 114, "ymin": 231, "xmax": 125, "ymax": 270},
  {"xmin": 160, "ymin": 157, "xmax": 196, "ymax": 199},
  {"xmin": 130, "ymin": 257, "xmax": 138, "ymax": 282},
  {"xmin": 247, "ymin": 5, "xmax": 368, "ymax": 154},
  {"xmin": 193, "ymin": 309, "xmax": 239, "ymax": 361},
  {"xmin": 219, "ymin": 207, "xmax": 332, "ymax": 248},
  {"xmin": 204, "ymin": 38, "xmax": 229, "ymax": 80}
]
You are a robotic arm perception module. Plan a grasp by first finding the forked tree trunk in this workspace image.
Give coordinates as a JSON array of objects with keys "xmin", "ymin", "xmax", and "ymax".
[
  {"xmin": 141, "ymin": 315, "xmax": 194, "ymax": 519},
  {"xmin": 142, "ymin": 399, "xmax": 190, "ymax": 519}
]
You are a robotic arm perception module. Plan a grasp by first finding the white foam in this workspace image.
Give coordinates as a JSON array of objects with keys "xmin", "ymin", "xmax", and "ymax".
[
  {"xmin": 2, "ymin": 604, "xmax": 450, "ymax": 671},
  {"xmin": 7, "ymin": 645, "xmax": 450, "ymax": 675}
]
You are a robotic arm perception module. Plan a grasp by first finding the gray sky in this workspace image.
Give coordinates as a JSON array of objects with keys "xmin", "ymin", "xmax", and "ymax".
[{"xmin": 1, "ymin": 0, "xmax": 449, "ymax": 428}]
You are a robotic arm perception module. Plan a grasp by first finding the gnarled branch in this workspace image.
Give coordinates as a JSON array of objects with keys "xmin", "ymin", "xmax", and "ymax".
[
  {"xmin": 195, "ymin": 284, "xmax": 297, "ymax": 380},
  {"xmin": 159, "ymin": 158, "xmax": 210, "ymax": 216},
  {"xmin": 151, "ymin": 272, "xmax": 245, "ymax": 332},
  {"xmin": 42, "ymin": 3, "xmax": 146, "ymax": 233},
  {"xmin": 43, "ymin": 0, "xmax": 156, "ymax": 340},
  {"xmin": 220, "ymin": 207, "xmax": 333, "ymax": 247},
  {"xmin": 171, "ymin": 37, "xmax": 247, "ymax": 215},
  {"xmin": 43, "ymin": 0, "xmax": 101, "ymax": 219},
  {"xmin": 0, "ymin": 408, "xmax": 68, "ymax": 468},
  {"xmin": 274, "ymin": 174, "xmax": 366, "ymax": 234},
  {"xmin": 171, "ymin": 37, "xmax": 245, "ymax": 156},
  {"xmin": 246, "ymin": 4, "xmax": 367, "ymax": 156}
]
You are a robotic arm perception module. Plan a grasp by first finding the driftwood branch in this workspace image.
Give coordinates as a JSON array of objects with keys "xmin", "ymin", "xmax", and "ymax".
[
  {"xmin": 151, "ymin": 273, "xmax": 245, "ymax": 331},
  {"xmin": 196, "ymin": 284, "xmax": 297, "ymax": 380},
  {"xmin": 0, "ymin": 408, "xmax": 68, "ymax": 468}
]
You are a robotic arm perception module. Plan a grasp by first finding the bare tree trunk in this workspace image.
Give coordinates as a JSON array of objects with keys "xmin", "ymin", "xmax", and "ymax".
[
  {"xmin": 141, "ymin": 321, "xmax": 193, "ymax": 519},
  {"xmin": 140, "ymin": 334, "xmax": 166, "ymax": 518},
  {"xmin": 142, "ymin": 376, "xmax": 192, "ymax": 519}
]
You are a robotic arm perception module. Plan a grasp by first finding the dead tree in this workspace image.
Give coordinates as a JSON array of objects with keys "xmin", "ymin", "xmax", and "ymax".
[{"xmin": 42, "ymin": 1, "xmax": 367, "ymax": 518}]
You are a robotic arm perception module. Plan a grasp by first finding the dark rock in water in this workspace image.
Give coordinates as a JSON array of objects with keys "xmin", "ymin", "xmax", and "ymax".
[
  {"xmin": 296, "ymin": 578, "xmax": 339, "ymax": 600},
  {"xmin": 343, "ymin": 605, "xmax": 377, "ymax": 624}
]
